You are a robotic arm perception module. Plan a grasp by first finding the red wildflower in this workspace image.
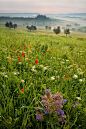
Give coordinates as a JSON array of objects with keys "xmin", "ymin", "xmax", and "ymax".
[
  {"xmin": 21, "ymin": 89, "xmax": 24, "ymax": 92},
  {"xmin": 18, "ymin": 51, "xmax": 20, "ymax": 53},
  {"xmin": 13, "ymin": 49, "xmax": 15, "ymax": 51},
  {"xmin": 47, "ymin": 51, "xmax": 49, "ymax": 52},
  {"xmin": 22, "ymin": 53, "xmax": 25, "ymax": 56},
  {"xmin": 8, "ymin": 59, "xmax": 11, "ymax": 61},
  {"xmin": 18, "ymin": 58, "xmax": 21, "ymax": 61},
  {"xmin": 30, "ymin": 46, "xmax": 31, "ymax": 48},
  {"xmin": 24, "ymin": 48, "xmax": 25, "ymax": 49},
  {"xmin": 5, "ymin": 71, "xmax": 7, "ymax": 73},
  {"xmin": 35, "ymin": 60, "xmax": 38, "ymax": 64},
  {"xmin": 66, "ymin": 75, "xmax": 69, "ymax": 78},
  {"xmin": 21, "ymin": 45, "xmax": 22, "ymax": 47},
  {"xmin": 18, "ymin": 57, "xmax": 20, "ymax": 58}
]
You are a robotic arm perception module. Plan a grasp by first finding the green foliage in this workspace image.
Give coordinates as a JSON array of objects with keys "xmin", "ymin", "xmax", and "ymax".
[{"xmin": 0, "ymin": 25, "xmax": 86, "ymax": 129}]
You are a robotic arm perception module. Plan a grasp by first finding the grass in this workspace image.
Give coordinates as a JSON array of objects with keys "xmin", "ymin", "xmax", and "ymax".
[{"xmin": 0, "ymin": 25, "xmax": 86, "ymax": 129}]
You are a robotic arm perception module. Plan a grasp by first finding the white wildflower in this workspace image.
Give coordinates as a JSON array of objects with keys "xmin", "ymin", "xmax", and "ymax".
[
  {"xmin": 61, "ymin": 61, "xmax": 65, "ymax": 64},
  {"xmin": 7, "ymin": 57, "xmax": 11, "ymax": 59},
  {"xmin": 13, "ymin": 72, "xmax": 17, "ymax": 75},
  {"xmin": 43, "ymin": 67, "xmax": 47, "ymax": 71},
  {"xmin": 4, "ymin": 75, "xmax": 8, "ymax": 78},
  {"xmin": 19, "ymin": 51, "xmax": 22, "ymax": 53},
  {"xmin": 25, "ymin": 58, "xmax": 28, "ymax": 60},
  {"xmin": 32, "ymin": 65, "xmax": 35, "ymax": 69},
  {"xmin": 66, "ymin": 60, "xmax": 69, "ymax": 62},
  {"xmin": 73, "ymin": 74, "xmax": 78, "ymax": 79},
  {"xmin": 12, "ymin": 58, "xmax": 16, "ymax": 61},
  {"xmin": 51, "ymin": 76, "xmax": 55, "ymax": 80},
  {"xmin": 76, "ymin": 97, "xmax": 82, "ymax": 100},
  {"xmin": 31, "ymin": 69, "xmax": 37, "ymax": 72},
  {"xmin": 79, "ymin": 78, "xmax": 85, "ymax": 82},
  {"xmin": 78, "ymin": 72, "xmax": 84, "ymax": 75},
  {"xmin": 79, "ymin": 79, "xmax": 83, "ymax": 82},
  {"xmin": 40, "ymin": 65, "xmax": 44, "ymax": 67},
  {"xmin": 21, "ymin": 80, "xmax": 25, "ymax": 83},
  {"xmin": 19, "ymin": 62, "xmax": 21, "ymax": 64},
  {"xmin": 51, "ymin": 57, "xmax": 56, "ymax": 59}
]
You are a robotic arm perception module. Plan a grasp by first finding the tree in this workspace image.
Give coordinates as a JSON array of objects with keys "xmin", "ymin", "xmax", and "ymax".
[
  {"xmin": 5, "ymin": 22, "xmax": 17, "ymax": 29},
  {"xmin": 45, "ymin": 26, "xmax": 51, "ymax": 29},
  {"xmin": 64, "ymin": 29, "xmax": 70, "ymax": 36},
  {"xmin": 26, "ymin": 25, "xmax": 37, "ymax": 31},
  {"xmin": 53, "ymin": 26, "xmax": 60, "ymax": 34}
]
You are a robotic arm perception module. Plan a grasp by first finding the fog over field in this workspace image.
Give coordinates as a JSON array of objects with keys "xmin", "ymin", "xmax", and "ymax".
[{"xmin": 0, "ymin": 13, "xmax": 86, "ymax": 33}]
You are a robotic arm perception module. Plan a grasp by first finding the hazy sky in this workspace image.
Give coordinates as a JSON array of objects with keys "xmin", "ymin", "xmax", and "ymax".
[{"xmin": 0, "ymin": 0, "xmax": 86, "ymax": 14}]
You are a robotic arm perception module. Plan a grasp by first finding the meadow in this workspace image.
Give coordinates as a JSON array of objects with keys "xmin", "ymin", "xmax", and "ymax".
[{"xmin": 0, "ymin": 25, "xmax": 86, "ymax": 129}]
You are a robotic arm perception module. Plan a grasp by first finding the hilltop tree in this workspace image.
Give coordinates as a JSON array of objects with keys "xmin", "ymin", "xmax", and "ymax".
[
  {"xmin": 53, "ymin": 26, "xmax": 61, "ymax": 34},
  {"xmin": 26, "ymin": 25, "xmax": 37, "ymax": 31},
  {"xmin": 45, "ymin": 26, "xmax": 51, "ymax": 29},
  {"xmin": 64, "ymin": 29, "xmax": 70, "ymax": 36},
  {"xmin": 5, "ymin": 22, "xmax": 17, "ymax": 29}
]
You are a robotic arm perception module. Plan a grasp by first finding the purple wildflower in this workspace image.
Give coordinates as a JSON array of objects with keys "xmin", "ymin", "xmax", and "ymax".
[
  {"xmin": 60, "ymin": 111, "xmax": 64, "ymax": 114},
  {"xmin": 35, "ymin": 114, "xmax": 44, "ymax": 120},
  {"xmin": 44, "ymin": 110, "xmax": 48, "ymax": 114},
  {"xmin": 76, "ymin": 101, "xmax": 79, "ymax": 104},
  {"xmin": 45, "ymin": 89, "xmax": 50, "ymax": 95},
  {"xmin": 72, "ymin": 105, "xmax": 76, "ymax": 108},
  {"xmin": 64, "ymin": 99, "xmax": 67, "ymax": 102}
]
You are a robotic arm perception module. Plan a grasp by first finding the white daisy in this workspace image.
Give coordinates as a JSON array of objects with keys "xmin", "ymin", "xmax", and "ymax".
[{"xmin": 73, "ymin": 74, "xmax": 78, "ymax": 79}]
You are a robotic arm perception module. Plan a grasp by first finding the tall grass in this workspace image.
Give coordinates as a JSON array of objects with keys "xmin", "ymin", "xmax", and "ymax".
[{"xmin": 0, "ymin": 25, "xmax": 86, "ymax": 129}]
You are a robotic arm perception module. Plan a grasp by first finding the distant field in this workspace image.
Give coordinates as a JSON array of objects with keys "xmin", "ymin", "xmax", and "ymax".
[{"xmin": 0, "ymin": 24, "xmax": 86, "ymax": 129}]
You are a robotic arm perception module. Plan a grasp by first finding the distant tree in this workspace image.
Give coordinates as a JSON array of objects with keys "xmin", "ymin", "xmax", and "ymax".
[
  {"xmin": 45, "ymin": 26, "xmax": 51, "ymax": 29},
  {"xmin": 62, "ymin": 27, "xmax": 65, "ymax": 30},
  {"xmin": 31, "ymin": 25, "xmax": 37, "ymax": 30},
  {"xmin": 49, "ymin": 26, "xmax": 51, "ymax": 29},
  {"xmin": 75, "ymin": 23, "xmax": 80, "ymax": 26},
  {"xmin": 5, "ymin": 21, "xmax": 17, "ymax": 29},
  {"xmin": 45, "ymin": 26, "xmax": 48, "ymax": 29},
  {"xmin": 53, "ymin": 26, "xmax": 61, "ymax": 34},
  {"xmin": 64, "ymin": 29, "xmax": 70, "ymax": 36},
  {"xmin": 71, "ymin": 28, "xmax": 76, "ymax": 31},
  {"xmin": 66, "ymin": 24, "xmax": 71, "ymax": 28},
  {"xmin": 26, "ymin": 25, "xmax": 37, "ymax": 31}
]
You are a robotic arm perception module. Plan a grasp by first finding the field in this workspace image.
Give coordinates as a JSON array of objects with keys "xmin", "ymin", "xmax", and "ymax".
[{"xmin": 0, "ymin": 25, "xmax": 86, "ymax": 129}]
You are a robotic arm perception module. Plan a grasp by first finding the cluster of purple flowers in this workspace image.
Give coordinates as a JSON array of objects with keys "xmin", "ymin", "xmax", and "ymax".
[
  {"xmin": 72, "ymin": 101, "xmax": 79, "ymax": 108},
  {"xmin": 35, "ymin": 89, "xmax": 67, "ymax": 123}
]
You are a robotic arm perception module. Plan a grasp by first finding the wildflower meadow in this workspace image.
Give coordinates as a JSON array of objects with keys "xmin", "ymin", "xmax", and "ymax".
[{"xmin": 0, "ymin": 25, "xmax": 86, "ymax": 129}]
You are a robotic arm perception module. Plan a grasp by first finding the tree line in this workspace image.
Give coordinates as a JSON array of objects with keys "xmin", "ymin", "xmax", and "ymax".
[{"xmin": 5, "ymin": 21, "xmax": 70, "ymax": 36}]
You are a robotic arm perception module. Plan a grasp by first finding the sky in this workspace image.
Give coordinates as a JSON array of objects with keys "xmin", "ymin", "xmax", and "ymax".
[{"xmin": 0, "ymin": 0, "xmax": 86, "ymax": 14}]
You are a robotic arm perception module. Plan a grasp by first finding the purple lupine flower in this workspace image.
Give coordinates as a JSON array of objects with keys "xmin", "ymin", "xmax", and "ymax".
[
  {"xmin": 72, "ymin": 105, "xmax": 76, "ymax": 108},
  {"xmin": 41, "ymin": 95, "xmax": 47, "ymax": 99},
  {"xmin": 41, "ymin": 100, "xmax": 49, "ymax": 106},
  {"xmin": 68, "ymin": 122, "xmax": 69, "ymax": 125},
  {"xmin": 60, "ymin": 111, "xmax": 64, "ymax": 114},
  {"xmin": 36, "ymin": 116, "xmax": 40, "ymax": 120},
  {"xmin": 35, "ymin": 114, "xmax": 44, "ymax": 120},
  {"xmin": 76, "ymin": 101, "xmax": 79, "ymax": 104},
  {"xmin": 45, "ymin": 89, "xmax": 50, "ymax": 95},
  {"xmin": 44, "ymin": 110, "xmax": 48, "ymax": 114},
  {"xmin": 64, "ymin": 99, "xmax": 67, "ymax": 102}
]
